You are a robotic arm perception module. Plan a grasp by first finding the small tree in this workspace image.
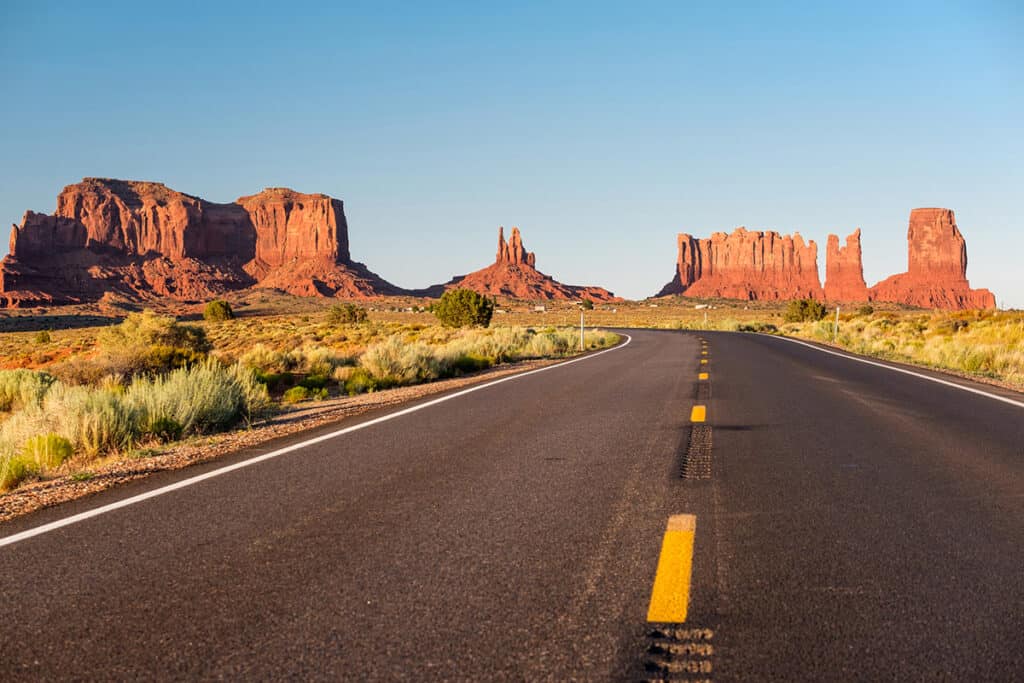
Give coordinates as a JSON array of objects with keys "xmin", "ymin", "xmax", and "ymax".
[
  {"xmin": 328, "ymin": 303, "xmax": 369, "ymax": 324},
  {"xmin": 433, "ymin": 289, "xmax": 494, "ymax": 328},
  {"xmin": 203, "ymin": 299, "xmax": 234, "ymax": 322},
  {"xmin": 580, "ymin": 299, "xmax": 594, "ymax": 310},
  {"xmin": 784, "ymin": 298, "xmax": 828, "ymax": 323}
]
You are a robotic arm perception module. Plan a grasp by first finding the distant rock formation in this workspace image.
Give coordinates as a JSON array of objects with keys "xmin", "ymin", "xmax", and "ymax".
[
  {"xmin": 425, "ymin": 227, "xmax": 619, "ymax": 301},
  {"xmin": 0, "ymin": 178, "xmax": 401, "ymax": 306},
  {"xmin": 656, "ymin": 227, "xmax": 823, "ymax": 300},
  {"xmin": 824, "ymin": 229, "xmax": 868, "ymax": 302},
  {"xmin": 657, "ymin": 210, "xmax": 996, "ymax": 310},
  {"xmin": 869, "ymin": 208, "xmax": 995, "ymax": 309}
]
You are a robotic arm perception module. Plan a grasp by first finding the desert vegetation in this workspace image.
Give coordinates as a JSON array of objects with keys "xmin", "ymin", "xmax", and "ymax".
[
  {"xmin": 777, "ymin": 308, "xmax": 1024, "ymax": 388},
  {"xmin": 0, "ymin": 305, "xmax": 619, "ymax": 493}
]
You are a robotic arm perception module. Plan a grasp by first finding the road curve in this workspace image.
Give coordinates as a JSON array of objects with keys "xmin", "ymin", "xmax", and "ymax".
[{"xmin": 1, "ymin": 329, "xmax": 1021, "ymax": 681}]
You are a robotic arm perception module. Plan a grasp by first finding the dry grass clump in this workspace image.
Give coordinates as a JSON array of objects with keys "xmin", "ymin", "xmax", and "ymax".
[
  {"xmin": 0, "ymin": 369, "xmax": 56, "ymax": 412},
  {"xmin": 0, "ymin": 361, "xmax": 268, "ymax": 491},
  {"xmin": 781, "ymin": 309, "xmax": 1024, "ymax": 388}
]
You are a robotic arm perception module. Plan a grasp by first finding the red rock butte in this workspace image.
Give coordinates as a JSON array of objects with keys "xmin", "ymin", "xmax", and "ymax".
[
  {"xmin": 658, "ymin": 208, "xmax": 995, "ymax": 310},
  {"xmin": 0, "ymin": 178, "xmax": 402, "ymax": 306},
  {"xmin": 657, "ymin": 228, "xmax": 823, "ymax": 301},
  {"xmin": 426, "ymin": 226, "xmax": 619, "ymax": 302},
  {"xmin": 868, "ymin": 208, "xmax": 995, "ymax": 310},
  {"xmin": 824, "ymin": 229, "xmax": 868, "ymax": 302}
]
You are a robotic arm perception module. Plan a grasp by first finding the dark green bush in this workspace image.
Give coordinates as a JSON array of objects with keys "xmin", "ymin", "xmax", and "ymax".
[
  {"xmin": 283, "ymin": 385, "xmax": 328, "ymax": 403},
  {"xmin": 580, "ymin": 299, "xmax": 594, "ymax": 310},
  {"xmin": 448, "ymin": 354, "xmax": 493, "ymax": 375},
  {"xmin": 147, "ymin": 417, "xmax": 184, "ymax": 443},
  {"xmin": 298, "ymin": 374, "xmax": 329, "ymax": 390},
  {"xmin": 856, "ymin": 304, "xmax": 875, "ymax": 316},
  {"xmin": 34, "ymin": 330, "xmax": 52, "ymax": 344},
  {"xmin": 433, "ymin": 289, "xmax": 494, "ymax": 328},
  {"xmin": 328, "ymin": 303, "xmax": 369, "ymax": 324},
  {"xmin": 343, "ymin": 368, "xmax": 378, "ymax": 395},
  {"xmin": 203, "ymin": 299, "xmax": 234, "ymax": 322},
  {"xmin": 784, "ymin": 299, "xmax": 828, "ymax": 323},
  {"xmin": 254, "ymin": 370, "xmax": 293, "ymax": 391}
]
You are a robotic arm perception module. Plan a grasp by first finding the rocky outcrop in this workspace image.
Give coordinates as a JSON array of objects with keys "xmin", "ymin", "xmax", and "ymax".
[
  {"xmin": 657, "ymin": 227, "xmax": 823, "ymax": 300},
  {"xmin": 0, "ymin": 178, "xmax": 401, "ymax": 306},
  {"xmin": 824, "ymin": 229, "xmax": 868, "ymax": 302},
  {"xmin": 425, "ymin": 227, "xmax": 618, "ymax": 301},
  {"xmin": 869, "ymin": 208, "xmax": 994, "ymax": 309}
]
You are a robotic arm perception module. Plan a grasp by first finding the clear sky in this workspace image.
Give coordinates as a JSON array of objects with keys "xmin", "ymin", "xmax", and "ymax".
[{"xmin": 2, "ymin": 1, "xmax": 1021, "ymax": 306}]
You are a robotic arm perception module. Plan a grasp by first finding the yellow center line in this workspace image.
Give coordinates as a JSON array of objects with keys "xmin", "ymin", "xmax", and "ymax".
[
  {"xmin": 701, "ymin": 350, "xmax": 708, "ymax": 356},
  {"xmin": 698, "ymin": 372, "xmax": 709, "ymax": 380},
  {"xmin": 690, "ymin": 405, "xmax": 706, "ymax": 422},
  {"xmin": 700, "ymin": 359, "xmax": 708, "ymax": 365},
  {"xmin": 647, "ymin": 514, "xmax": 697, "ymax": 623}
]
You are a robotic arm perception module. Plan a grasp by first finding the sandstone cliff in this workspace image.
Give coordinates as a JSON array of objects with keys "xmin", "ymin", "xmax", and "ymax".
[
  {"xmin": 657, "ymin": 227, "xmax": 823, "ymax": 300},
  {"xmin": 869, "ymin": 208, "xmax": 994, "ymax": 309},
  {"xmin": 0, "ymin": 178, "xmax": 401, "ymax": 306},
  {"xmin": 824, "ymin": 229, "xmax": 868, "ymax": 302},
  {"xmin": 424, "ymin": 227, "xmax": 619, "ymax": 301}
]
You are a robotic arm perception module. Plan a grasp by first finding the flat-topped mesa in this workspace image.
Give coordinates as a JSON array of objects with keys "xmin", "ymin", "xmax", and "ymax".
[
  {"xmin": 423, "ymin": 226, "xmax": 618, "ymax": 301},
  {"xmin": 0, "ymin": 178, "xmax": 402, "ymax": 306},
  {"xmin": 824, "ymin": 229, "xmax": 868, "ymax": 302},
  {"xmin": 657, "ymin": 227, "xmax": 823, "ymax": 300},
  {"xmin": 869, "ymin": 208, "xmax": 995, "ymax": 310},
  {"xmin": 237, "ymin": 188, "xmax": 350, "ymax": 275}
]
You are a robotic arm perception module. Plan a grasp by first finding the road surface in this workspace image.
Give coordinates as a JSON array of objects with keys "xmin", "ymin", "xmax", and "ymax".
[{"xmin": 1, "ymin": 329, "xmax": 1022, "ymax": 680}]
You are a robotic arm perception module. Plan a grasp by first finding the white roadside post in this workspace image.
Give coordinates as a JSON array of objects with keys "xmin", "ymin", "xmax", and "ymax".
[
  {"xmin": 833, "ymin": 305, "xmax": 841, "ymax": 342},
  {"xmin": 580, "ymin": 310, "xmax": 585, "ymax": 351}
]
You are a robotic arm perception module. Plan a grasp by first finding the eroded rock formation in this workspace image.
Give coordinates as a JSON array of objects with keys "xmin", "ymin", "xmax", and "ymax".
[
  {"xmin": 657, "ymin": 227, "xmax": 823, "ymax": 300},
  {"xmin": 824, "ymin": 229, "xmax": 868, "ymax": 302},
  {"xmin": 0, "ymin": 178, "xmax": 401, "ymax": 306},
  {"xmin": 657, "ymin": 210, "xmax": 995, "ymax": 309},
  {"xmin": 869, "ymin": 208, "xmax": 994, "ymax": 309},
  {"xmin": 426, "ymin": 226, "xmax": 618, "ymax": 301}
]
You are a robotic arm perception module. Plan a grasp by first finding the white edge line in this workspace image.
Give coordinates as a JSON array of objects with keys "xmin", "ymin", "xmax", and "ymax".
[
  {"xmin": 0, "ymin": 334, "xmax": 633, "ymax": 548},
  {"xmin": 762, "ymin": 333, "xmax": 1024, "ymax": 410}
]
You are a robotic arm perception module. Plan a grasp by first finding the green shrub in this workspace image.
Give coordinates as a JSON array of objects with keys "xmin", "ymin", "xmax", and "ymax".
[
  {"xmin": 97, "ymin": 310, "xmax": 211, "ymax": 377},
  {"xmin": 298, "ymin": 374, "xmax": 329, "ymax": 390},
  {"xmin": 328, "ymin": 303, "xmax": 369, "ymax": 324},
  {"xmin": 0, "ymin": 369, "xmax": 56, "ymax": 411},
  {"xmin": 34, "ymin": 330, "xmax": 52, "ymax": 344},
  {"xmin": 254, "ymin": 370, "xmax": 292, "ymax": 391},
  {"xmin": 856, "ymin": 304, "xmax": 875, "ymax": 316},
  {"xmin": 580, "ymin": 299, "xmax": 594, "ymax": 310},
  {"xmin": 126, "ymin": 361, "xmax": 267, "ymax": 435},
  {"xmin": 360, "ymin": 337, "xmax": 441, "ymax": 385},
  {"xmin": 344, "ymin": 368, "xmax": 379, "ymax": 395},
  {"xmin": 784, "ymin": 299, "xmax": 828, "ymax": 323},
  {"xmin": 203, "ymin": 299, "xmax": 234, "ymax": 322},
  {"xmin": 0, "ymin": 455, "xmax": 39, "ymax": 491},
  {"xmin": 432, "ymin": 289, "xmax": 494, "ymax": 328},
  {"xmin": 147, "ymin": 416, "xmax": 184, "ymax": 443},
  {"xmin": 22, "ymin": 433, "xmax": 74, "ymax": 468},
  {"xmin": 283, "ymin": 385, "xmax": 328, "ymax": 403}
]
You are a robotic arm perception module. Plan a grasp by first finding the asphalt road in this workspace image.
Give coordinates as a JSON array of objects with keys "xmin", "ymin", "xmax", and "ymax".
[{"xmin": 1, "ymin": 329, "xmax": 1022, "ymax": 681}]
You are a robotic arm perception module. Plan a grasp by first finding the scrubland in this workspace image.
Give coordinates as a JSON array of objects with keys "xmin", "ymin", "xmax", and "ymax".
[{"xmin": 0, "ymin": 306, "xmax": 618, "ymax": 493}]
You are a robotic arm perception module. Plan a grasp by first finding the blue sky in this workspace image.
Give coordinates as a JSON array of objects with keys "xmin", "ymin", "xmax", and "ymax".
[{"xmin": 2, "ymin": 1, "xmax": 1021, "ymax": 305}]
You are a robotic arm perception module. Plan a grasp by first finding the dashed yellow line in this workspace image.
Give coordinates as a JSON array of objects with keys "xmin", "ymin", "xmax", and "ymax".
[
  {"xmin": 701, "ymin": 350, "xmax": 708, "ymax": 356},
  {"xmin": 698, "ymin": 372, "xmax": 709, "ymax": 380},
  {"xmin": 690, "ymin": 405, "xmax": 706, "ymax": 422},
  {"xmin": 647, "ymin": 514, "xmax": 697, "ymax": 623},
  {"xmin": 700, "ymin": 359, "xmax": 708, "ymax": 365}
]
